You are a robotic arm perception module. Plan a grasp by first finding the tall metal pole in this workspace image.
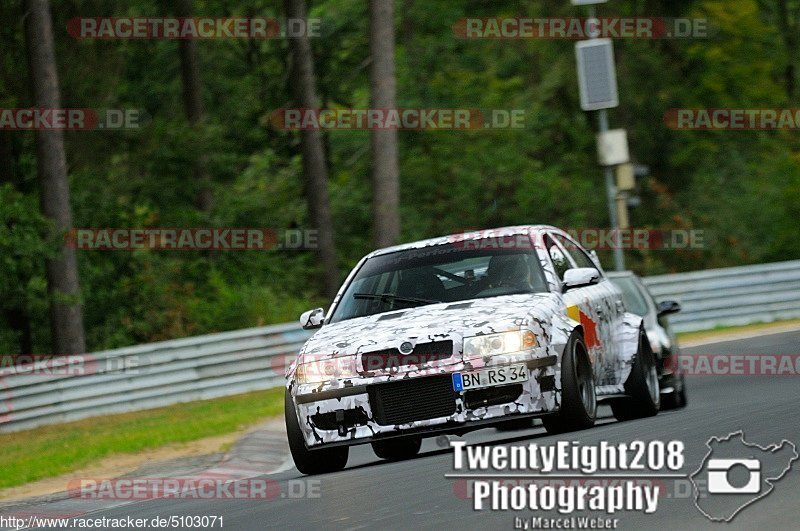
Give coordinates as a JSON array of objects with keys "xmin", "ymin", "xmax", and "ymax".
[
  {"xmin": 588, "ymin": 5, "xmax": 625, "ymax": 271},
  {"xmin": 598, "ymin": 110, "xmax": 625, "ymax": 271}
]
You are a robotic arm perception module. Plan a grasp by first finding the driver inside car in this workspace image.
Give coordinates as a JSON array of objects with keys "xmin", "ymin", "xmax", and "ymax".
[
  {"xmin": 483, "ymin": 254, "xmax": 534, "ymax": 292},
  {"xmin": 396, "ymin": 267, "xmax": 447, "ymax": 302}
]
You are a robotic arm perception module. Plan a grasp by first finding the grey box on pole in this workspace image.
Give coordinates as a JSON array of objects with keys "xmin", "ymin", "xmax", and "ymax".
[{"xmin": 575, "ymin": 39, "xmax": 619, "ymax": 111}]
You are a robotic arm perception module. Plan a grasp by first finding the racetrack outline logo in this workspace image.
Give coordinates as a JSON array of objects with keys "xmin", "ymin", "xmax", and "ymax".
[{"xmin": 690, "ymin": 431, "xmax": 798, "ymax": 522}]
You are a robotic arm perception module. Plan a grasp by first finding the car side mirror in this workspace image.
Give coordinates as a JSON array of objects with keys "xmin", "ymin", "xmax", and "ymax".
[
  {"xmin": 562, "ymin": 268, "xmax": 601, "ymax": 291},
  {"xmin": 300, "ymin": 308, "xmax": 325, "ymax": 330},
  {"xmin": 657, "ymin": 300, "xmax": 681, "ymax": 317}
]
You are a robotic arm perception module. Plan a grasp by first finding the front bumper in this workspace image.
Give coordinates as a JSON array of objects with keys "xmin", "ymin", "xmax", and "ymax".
[{"xmin": 290, "ymin": 355, "xmax": 559, "ymax": 448}]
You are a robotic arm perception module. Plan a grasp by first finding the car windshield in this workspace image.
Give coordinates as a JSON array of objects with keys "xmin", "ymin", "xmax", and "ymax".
[
  {"xmin": 610, "ymin": 276, "xmax": 650, "ymax": 317},
  {"xmin": 329, "ymin": 240, "xmax": 549, "ymax": 323}
]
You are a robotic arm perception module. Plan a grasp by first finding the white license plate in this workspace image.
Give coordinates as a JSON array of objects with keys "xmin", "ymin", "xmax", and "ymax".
[{"xmin": 452, "ymin": 364, "xmax": 528, "ymax": 391}]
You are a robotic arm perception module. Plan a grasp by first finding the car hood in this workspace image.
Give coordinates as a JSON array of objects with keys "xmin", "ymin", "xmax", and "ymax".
[{"xmin": 299, "ymin": 293, "xmax": 561, "ymax": 361}]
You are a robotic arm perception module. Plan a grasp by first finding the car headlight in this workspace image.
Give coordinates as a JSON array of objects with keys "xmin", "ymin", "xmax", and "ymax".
[
  {"xmin": 295, "ymin": 357, "xmax": 358, "ymax": 384},
  {"xmin": 463, "ymin": 330, "xmax": 536, "ymax": 358}
]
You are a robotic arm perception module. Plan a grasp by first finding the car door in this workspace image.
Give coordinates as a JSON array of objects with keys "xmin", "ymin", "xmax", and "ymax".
[{"xmin": 546, "ymin": 231, "xmax": 620, "ymax": 386}]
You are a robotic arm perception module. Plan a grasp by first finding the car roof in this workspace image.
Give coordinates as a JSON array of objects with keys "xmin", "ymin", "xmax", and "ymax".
[{"xmin": 366, "ymin": 225, "xmax": 560, "ymax": 259}]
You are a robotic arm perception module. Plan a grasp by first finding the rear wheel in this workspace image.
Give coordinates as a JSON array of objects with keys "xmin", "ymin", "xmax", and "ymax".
[
  {"xmin": 285, "ymin": 390, "xmax": 349, "ymax": 475},
  {"xmin": 661, "ymin": 373, "xmax": 688, "ymax": 410},
  {"xmin": 542, "ymin": 334, "xmax": 596, "ymax": 434},
  {"xmin": 371, "ymin": 437, "xmax": 422, "ymax": 461},
  {"xmin": 677, "ymin": 374, "xmax": 688, "ymax": 407},
  {"xmin": 610, "ymin": 329, "xmax": 660, "ymax": 421}
]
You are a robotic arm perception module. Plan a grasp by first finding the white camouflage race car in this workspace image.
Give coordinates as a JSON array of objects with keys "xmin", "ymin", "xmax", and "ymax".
[{"xmin": 285, "ymin": 226, "xmax": 660, "ymax": 474}]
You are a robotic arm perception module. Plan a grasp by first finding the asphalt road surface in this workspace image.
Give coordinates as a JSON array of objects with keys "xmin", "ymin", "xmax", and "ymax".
[{"xmin": 13, "ymin": 330, "xmax": 800, "ymax": 530}]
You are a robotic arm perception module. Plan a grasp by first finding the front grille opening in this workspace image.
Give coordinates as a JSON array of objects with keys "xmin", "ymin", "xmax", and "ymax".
[
  {"xmin": 537, "ymin": 374, "xmax": 556, "ymax": 393},
  {"xmin": 310, "ymin": 407, "xmax": 369, "ymax": 431},
  {"xmin": 361, "ymin": 340, "xmax": 453, "ymax": 371},
  {"xmin": 464, "ymin": 384, "xmax": 523, "ymax": 409},
  {"xmin": 368, "ymin": 375, "xmax": 458, "ymax": 425}
]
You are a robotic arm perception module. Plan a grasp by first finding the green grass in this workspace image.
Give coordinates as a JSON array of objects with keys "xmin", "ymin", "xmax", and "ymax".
[
  {"xmin": 0, "ymin": 387, "xmax": 284, "ymax": 490},
  {"xmin": 676, "ymin": 318, "xmax": 800, "ymax": 343}
]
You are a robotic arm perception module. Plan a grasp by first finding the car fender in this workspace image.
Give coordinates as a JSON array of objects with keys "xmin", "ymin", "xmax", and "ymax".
[
  {"xmin": 550, "ymin": 311, "xmax": 583, "ymax": 363},
  {"xmin": 613, "ymin": 311, "xmax": 644, "ymax": 386}
]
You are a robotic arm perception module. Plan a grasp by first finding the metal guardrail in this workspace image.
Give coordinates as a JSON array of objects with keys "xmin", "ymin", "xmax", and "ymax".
[
  {"xmin": 642, "ymin": 259, "xmax": 800, "ymax": 333},
  {"xmin": 2, "ymin": 260, "xmax": 799, "ymax": 433},
  {"xmin": 0, "ymin": 324, "xmax": 312, "ymax": 433}
]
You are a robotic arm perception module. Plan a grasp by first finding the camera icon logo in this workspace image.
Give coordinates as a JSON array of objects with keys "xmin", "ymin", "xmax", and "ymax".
[
  {"xmin": 707, "ymin": 459, "xmax": 761, "ymax": 494},
  {"xmin": 691, "ymin": 431, "xmax": 799, "ymax": 522}
]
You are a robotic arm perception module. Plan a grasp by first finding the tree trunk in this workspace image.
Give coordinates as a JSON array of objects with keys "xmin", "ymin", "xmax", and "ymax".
[
  {"xmin": 175, "ymin": 0, "xmax": 213, "ymax": 211},
  {"xmin": 284, "ymin": 0, "xmax": 339, "ymax": 299},
  {"xmin": 369, "ymin": 0, "xmax": 400, "ymax": 248},
  {"xmin": 0, "ymin": 132, "xmax": 19, "ymax": 186},
  {"xmin": 777, "ymin": 0, "xmax": 799, "ymax": 103},
  {"xmin": 23, "ymin": 0, "xmax": 86, "ymax": 355},
  {"xmin": 0, "ymin": 133, "xmax": 33, "ymax": 357}
]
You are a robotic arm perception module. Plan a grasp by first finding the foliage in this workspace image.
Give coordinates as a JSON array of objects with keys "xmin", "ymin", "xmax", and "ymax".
[{"xmin": 0, "ymin": 0, "xmax": 798, "ymax": 354}]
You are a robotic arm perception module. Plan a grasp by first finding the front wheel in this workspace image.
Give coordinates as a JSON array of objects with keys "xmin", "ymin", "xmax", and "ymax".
[
  {"xmin": 285, "ymin": 390, "xmax": 349, "ymax": 475},
  {"xmin": 542, "ymin": 333, "xmax": 596, "ymax": 434},
  {"xmin": 610, "ymin": 328, "xmax": 660, "ymax": 421}
]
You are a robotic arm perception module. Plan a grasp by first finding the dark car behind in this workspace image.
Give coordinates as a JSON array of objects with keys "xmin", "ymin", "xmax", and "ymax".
[{"xmin": 608, "ymin": 271, "xmax": 687, "ymax": 409}]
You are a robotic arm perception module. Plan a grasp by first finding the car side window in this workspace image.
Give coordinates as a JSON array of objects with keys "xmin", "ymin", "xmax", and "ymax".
[
  {"xmin": 543, "ymin": 235, "xmax": 570, "ymax": 280},
  {"xmin": 553, "ymin": 233, "xmax": 598, "ymax": 272}
]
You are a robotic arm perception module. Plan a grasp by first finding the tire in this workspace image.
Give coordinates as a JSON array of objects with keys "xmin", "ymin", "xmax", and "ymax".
[
  {"xmin": 661, "ymin": 373, "xmax": 688, "ymax": 410},
  {"xmin": 371, "ymin": 437, "xmax": 422, "ymax": 461},
  {"xmin": 677, "ymin": 374, "xmax": 688, "ymax": 407},
  {"xmin": 285, "ymin": 390, "xmax": 349, "ymax": 475},
  {"xmin": 610, "ymin": 328, "xmax": 660, "ymax": 421},
  {"xmin": 542, "ymin": 334, "xmax": 596, "ymax": 434}
]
